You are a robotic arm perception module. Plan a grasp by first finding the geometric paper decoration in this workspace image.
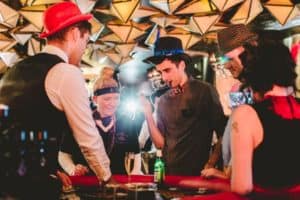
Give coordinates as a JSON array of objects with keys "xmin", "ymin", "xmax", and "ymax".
[
  {"xmin": 107, "ymin": 21, "xmax": 145, "ymax": 43},
  {"xmin": 211, "ymin": 0, "xmax": 243, "ymax": 12},
  {"xmin": 175, "ymin": 0, "xmax": 217, "ymax": 15},
  {"xmin": 105, "ymin": 51, "xmax": 131, "ymax": 65},
  {"xmin": 149, "ymin": 0, "xmax": 185, "ymax": 15},
  {"xmin": 115, "ymin": 43, "xmax": 136, "ymax": 57},
  {"xmin": 0, "ymin": 51, "xmax": 19, "ymax": 67},
  {"xmin": 0, "ymin": 59, "xmax": 6, "ymax": 73},
  {"xmin": 150, "ymin": 15, "xmax": 180, "ymax": 28},
  {"xmin": 166, "ymin": 29, "xmax": 202, "ymax": 49},
  {"xmin": 20, "ymin": 0, "xmax": 62, "ymax": 6},
  {"xmin": 189, "ymin": 14, "xmax": 220, "ymax": 35},
  {"xmin": 0, "ymin": 34, "xmax": 16, "ymax": 51},
  {"xmin": 0, "ymin": 24, "xmax": 9, "ymax": 33},
  {"xmin": 19, "ymin": 24, "xmax": 41, "ymax": 33},
  {"xmin": 10, "ymin": 32, "xmax": 32, "ymax": 45},
  {"xmin": 27, "ymin": 38, "xmax": 43, "ymax": 56},
  {"xmin": 72, "ymin": 0, "xmax": 96, "ymax": 13},
  {"xmin": 81, "ymin": 47, "xmax": 106, "ymax": 68},
  {"xmin": 100, "ymin": 33, "xmax": 124, "ymax": 43},
  {"xmin": 19, "ymin": 6, "xmax": 46, "ymax": 31},
  {"xmin": 111, "ymin": 0, "xmax": 140, "ymax": 23},
  {"xmin": 131, "ymin": 7, "xmax": 160, "ymax": 19},
  {"xmin": 0, "ymin": 2, "xmax": 20, "ymax": 28},
  {"xmin": 264, "ymin": 0, "xmax": 299, "ymax": 25},
  {"xmin": 144, "ymin": 24, "xmax": 168, "ymax": 46},
  {"xmin": 89, "ymin": 17, "xmax": 105, "ymax": 42},
  {"xmin": 231, "ymin": 0, "xmax": 263, "ymax": 24}
]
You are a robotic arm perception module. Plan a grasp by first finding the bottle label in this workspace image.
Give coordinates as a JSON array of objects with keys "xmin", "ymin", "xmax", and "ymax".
[{"xmin": 154, "ymin": 169, "xmax": 162, "ymax": 183}]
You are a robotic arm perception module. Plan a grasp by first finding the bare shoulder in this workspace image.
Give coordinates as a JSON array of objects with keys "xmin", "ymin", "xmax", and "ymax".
[
  {"xmin": 231, "ymin": 104, "xmax": 263, "ymax": 145},
  {"xmin": 232, "ymin": 104, "xmax": 257, "ymax": 119}
]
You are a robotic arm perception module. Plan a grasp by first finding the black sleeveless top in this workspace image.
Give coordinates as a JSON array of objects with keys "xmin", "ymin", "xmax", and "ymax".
[{"xmin": 252, "ymin": 95, "xmax": 300, "ymax": 188}]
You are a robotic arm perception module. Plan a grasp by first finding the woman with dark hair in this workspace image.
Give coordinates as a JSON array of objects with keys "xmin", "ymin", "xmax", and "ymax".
[{"xmin": 230, "ymin": 41, "xmax": 300, "ymax": 198}]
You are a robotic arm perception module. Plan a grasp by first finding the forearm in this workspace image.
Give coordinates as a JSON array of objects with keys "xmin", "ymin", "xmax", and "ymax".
[
  {"xmin": 144, "ymin": 112, "xmax": 164, "ymax": 149},
  {"xmin": 205, "ymin": 136, "xmax": 222, "ymax": 169},
  {"xmin": 58, "ymin": 151, "xmax": 76, "ymax": 175}
]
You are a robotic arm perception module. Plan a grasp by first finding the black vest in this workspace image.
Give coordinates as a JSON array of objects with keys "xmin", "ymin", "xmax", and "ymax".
[{"xmin": 0, "ymin": 53, "xmax": 70, "ymax": 199}]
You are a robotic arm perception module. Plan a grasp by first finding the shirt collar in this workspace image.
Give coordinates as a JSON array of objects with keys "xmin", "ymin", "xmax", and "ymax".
[{"xmin": 42, "ymin": 45, "xmax": 69, "ymax": 63}]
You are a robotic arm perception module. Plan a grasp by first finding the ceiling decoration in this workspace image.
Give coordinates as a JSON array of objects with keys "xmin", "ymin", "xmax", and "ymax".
[
  {"xmin": 73, "ymin": 0, "xmax": 97, "ymax": 13},
  {"xmin": 264, "ymin": 0, "xmax": 300, "ymax": 25},
  {"xmin": 188, "ymin": 14, "xmax": 221, "ymax": 34},
  {"xmin": 0, "ymin": 0, "xmax": 299, "ymax": 75},
  {"xmin": 230, "ymin": 0, "xmax": 263, "ymax": 24},
  {"xmin": 27, "ymin": 38, "xmax": 43, "ymax": 56},
  {"xmin": 111, "ymin": 0, "xmax": 140, "ymax": 22},
  {"xmin": 0, "ymin": 33, "xmax": 16, "ymax": 51},
  {"xmin": 0, "ymin": 51, "xmax": 19, "ymax": 67},
  {"xmin": 107, "ymin": 20, "xmax": 147, "ymax": 42},
  {"xmin": 0, "ymin": 2, "xmax": 20, "ymax": 28},
  {"xmin": 149, "ymin": 0, "xmax": 185, "ymax": 15},
  {"xmin": 166, "ymin": 28, "xmax": 202, "ymax": 49},
  {"xmin": 20, "ymin": 0, "xmax": 62, "ymax": 6},
  {"xmin": 175, "ymin": 0, "xmax": 217, "ymax": 15},
  {"xmin": 89, "ymin": 17, "xmax": 105, "ymax": 42},
  {"xmin": 150, "ymin": 14, "xmax": 180, "ymax": 28},
  {"xmin": 211, "ymin": 0, "xmax": 243, "ymax": 12},
  {"xmin": 19, "ymin": 5, "xmax": 47, "ymax": 31}
]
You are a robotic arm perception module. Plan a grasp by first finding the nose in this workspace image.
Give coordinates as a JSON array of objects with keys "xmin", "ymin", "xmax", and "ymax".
[{"xmin": 161, "ymin": 73, "xmax": 168, "ymax": 82}]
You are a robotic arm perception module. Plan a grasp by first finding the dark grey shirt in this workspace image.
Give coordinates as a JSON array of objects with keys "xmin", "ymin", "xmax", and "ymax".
[{"xmin": 157, "ymin": 78, "xmax": 226, "ymax": 175}]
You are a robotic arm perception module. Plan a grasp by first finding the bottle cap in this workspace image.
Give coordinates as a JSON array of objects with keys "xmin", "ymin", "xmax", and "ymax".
[{"xmin": 156, "ymin": 150, "xmax": 162, "ymax": 157}]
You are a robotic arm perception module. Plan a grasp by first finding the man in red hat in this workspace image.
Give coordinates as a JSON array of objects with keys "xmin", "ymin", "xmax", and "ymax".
[{"xmin": 0, "ymin": 2, "xmax": 113, "ymax": 199}]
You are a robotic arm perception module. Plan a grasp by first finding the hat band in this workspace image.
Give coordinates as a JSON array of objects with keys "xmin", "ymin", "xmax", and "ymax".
[
  {"xmin": 154, "ymin": 49, "xmax": 184, "ymax": 57},
  {"xmin": 94, "ymin": 87, "xmax": 119, "ymax": 96}
]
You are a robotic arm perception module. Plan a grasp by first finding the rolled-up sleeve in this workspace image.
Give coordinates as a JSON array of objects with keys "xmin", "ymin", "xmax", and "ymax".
[{"xmin": 45, "ymin": 63, "xmax": 111, "ymax": 181}]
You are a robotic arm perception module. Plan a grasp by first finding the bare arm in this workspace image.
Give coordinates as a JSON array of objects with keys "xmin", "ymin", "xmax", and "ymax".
[
  {"xmin": 140, "ymin": 95, "xmax": 164, "ymax": 149},
  {"xmin": 230, "ymin": 104, "xmax": 263, "ymax": 195}
]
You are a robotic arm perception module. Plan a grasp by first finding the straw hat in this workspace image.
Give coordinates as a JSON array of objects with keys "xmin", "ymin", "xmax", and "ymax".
[{"xmin": 217, "ymin": 24, "xmax": 258, "ymax": 54}]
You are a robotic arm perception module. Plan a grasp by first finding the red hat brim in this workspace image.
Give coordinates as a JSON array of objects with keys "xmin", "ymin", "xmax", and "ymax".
[{"xmin": 39, "ymin": 14, "xmax": 92, "ymax": 38}]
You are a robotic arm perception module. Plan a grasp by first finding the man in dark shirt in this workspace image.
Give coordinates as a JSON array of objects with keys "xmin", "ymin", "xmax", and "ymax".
[{"xmin": 141, "ymin": 37, "xmax": 227, "ymax": 175}]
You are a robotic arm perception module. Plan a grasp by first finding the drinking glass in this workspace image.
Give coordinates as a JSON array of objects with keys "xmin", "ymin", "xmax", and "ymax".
[{"xmin": 124, "ymin": 152, "xmax": 135, "ymax": 183}]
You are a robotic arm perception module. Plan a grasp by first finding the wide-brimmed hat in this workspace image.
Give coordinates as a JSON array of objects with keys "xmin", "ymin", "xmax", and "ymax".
[
  {"xmin": 40, "ymin": 2, "xmax": 92, "ymax": 38},
  {"xmin": 144, "ymin": 37, "xmax": 191, "ymax": 65},
  {"xmin": 217, "ymin": 24, "xmax": 258, "ymax": 54}
]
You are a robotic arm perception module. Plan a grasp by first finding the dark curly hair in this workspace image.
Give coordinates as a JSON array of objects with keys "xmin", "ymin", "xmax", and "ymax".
[{"xmin": 240, "ymin": 41, "xmax": 297, "ymax": 95}]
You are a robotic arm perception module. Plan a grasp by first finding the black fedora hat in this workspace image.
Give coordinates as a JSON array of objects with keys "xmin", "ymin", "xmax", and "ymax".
[{"xmin": 144, "ymin": 36, "xmax": 191, "ymax": 65}]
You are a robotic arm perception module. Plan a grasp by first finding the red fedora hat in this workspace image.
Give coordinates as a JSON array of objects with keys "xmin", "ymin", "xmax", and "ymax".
[{"xmin": 40, "ymin": 2, "xmax": 92, "ymax": 38}]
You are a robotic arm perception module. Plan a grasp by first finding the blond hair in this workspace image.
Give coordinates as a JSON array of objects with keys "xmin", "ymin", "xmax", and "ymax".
[{"xmin": 93, "ymin": 66, "xmax": 118, "ymax": 92}]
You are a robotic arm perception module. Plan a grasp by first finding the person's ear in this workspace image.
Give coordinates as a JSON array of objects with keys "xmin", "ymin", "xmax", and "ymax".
[
  {"xmin": 67, "ymin": 27, "xmax": 80, "ymax": 42},
  {"xmin": 178, "ymin": 60, "xmax": 186, "ymax": 72}
]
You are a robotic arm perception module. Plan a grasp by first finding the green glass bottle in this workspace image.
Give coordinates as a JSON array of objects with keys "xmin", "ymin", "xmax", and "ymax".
[{"xmin": 154, "ymin": 149, "xmax": 165, "ymax": 187}]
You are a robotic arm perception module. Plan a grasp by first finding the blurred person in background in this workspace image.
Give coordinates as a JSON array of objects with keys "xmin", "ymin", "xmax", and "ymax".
[{"xmin": 202, "ymin": 24, "xmax": 258, "ymax": 180}]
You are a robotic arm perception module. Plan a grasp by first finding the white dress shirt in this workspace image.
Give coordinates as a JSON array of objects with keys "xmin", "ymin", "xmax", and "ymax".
[{"xmin": 43, "ymin": 45, "xmax": 111, "ymax": 181}]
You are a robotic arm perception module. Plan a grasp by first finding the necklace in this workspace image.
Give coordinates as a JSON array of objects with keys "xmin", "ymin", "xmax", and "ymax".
[{"xmin": 95, "ymin": 115, "xmax": 115, "ymax": 133}]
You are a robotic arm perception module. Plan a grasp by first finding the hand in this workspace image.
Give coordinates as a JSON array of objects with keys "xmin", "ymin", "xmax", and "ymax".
[
  {"xmin": 56, "ymin": 170, "xmax": 72, "ymax": 187},
  {"xmin": 201, "ymin": 168, "xmax": 229, "ymax": 179},
  {"xmin": 73, "ymin": 164, "xmax": 89, "ymax": 176},
  {"xmin": 139, "ymin": 95, "xmax": 152, "ymax": 115}
]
